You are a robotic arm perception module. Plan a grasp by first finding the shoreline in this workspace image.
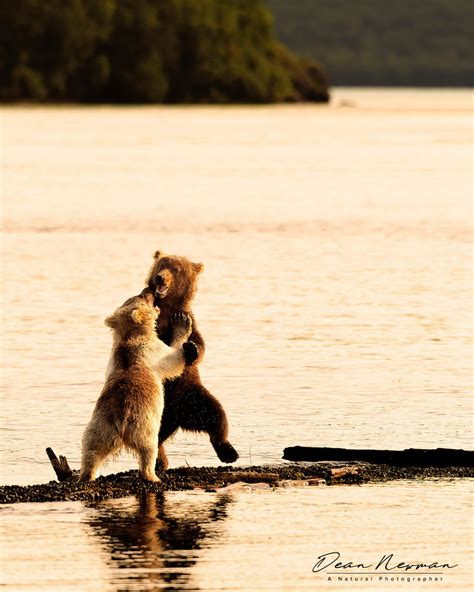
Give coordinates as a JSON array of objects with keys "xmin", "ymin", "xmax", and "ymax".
[{"xmin": 1, "ymin": 463, "xmax": 472, "ymax": 505}]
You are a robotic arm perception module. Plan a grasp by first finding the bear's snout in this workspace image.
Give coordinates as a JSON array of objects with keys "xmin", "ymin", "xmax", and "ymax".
[
  {"xmin": 155, "ymin": 273, "xmax": 165, "ymax": 287},
  {"xmin": 154, "ymin": 270, "xmax": 172, "ymax": 299}
]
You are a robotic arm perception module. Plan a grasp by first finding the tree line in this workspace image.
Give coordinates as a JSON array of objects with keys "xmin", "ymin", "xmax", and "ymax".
[
  {"xmin": 268, "ymin": 0, "xmax": 473, "ymax": 87},
  {"xmin": 0, "ymin": 0, "xmax": 329, "ymax": 103}
]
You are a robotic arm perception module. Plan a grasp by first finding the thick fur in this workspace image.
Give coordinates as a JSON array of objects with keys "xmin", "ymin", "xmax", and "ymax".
[
  {"xmin": 145, "ymin": 250, "xmax": 239, "ymax": 471},
  {"xmin": 79, "ymin": 291, "xmax": 192, "ymax": 482}
]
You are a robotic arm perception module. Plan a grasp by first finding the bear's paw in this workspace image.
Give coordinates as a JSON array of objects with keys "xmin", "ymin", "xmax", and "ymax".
[{"xmin": 183, "ymin": 341, "xmax": 199, "ymax": 365}]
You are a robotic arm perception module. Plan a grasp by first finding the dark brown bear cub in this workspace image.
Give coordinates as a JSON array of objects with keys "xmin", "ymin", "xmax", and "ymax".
[{"xmin": 145, "ymin": 250, "xmax": 239, "ymax": 471}]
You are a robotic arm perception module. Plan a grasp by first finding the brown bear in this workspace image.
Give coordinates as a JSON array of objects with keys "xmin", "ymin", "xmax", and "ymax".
[
  {"xmin": 79, "ymin": 290, "xmax": 193, "ymax": 482},
  {"xmin": 144, "ymin": 250, "xmax": 239, "ymax": 471}
]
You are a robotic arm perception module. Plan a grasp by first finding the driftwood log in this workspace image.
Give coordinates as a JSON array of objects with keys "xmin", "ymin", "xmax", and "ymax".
[
  {"xmin": 46, "ymin": 447, "xmax": 75, "ymax": 481},
  {"xmin": 283, "ymin": 446, "xmax": 474, "ymax": 467}
]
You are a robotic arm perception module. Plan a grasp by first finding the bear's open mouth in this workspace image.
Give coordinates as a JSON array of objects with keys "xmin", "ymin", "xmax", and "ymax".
[{"xmin": 155, "ymin": 285, "xmax": 169, "ymax": 298}]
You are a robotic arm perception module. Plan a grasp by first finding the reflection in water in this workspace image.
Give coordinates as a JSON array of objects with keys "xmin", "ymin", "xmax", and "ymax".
[
  {"xmin": 85, "ymin": 492, "xmax": 233, "ymax": 591},
  {"xmin": 1, "ymin": 483, "xmax": 471, "ymax": 591}
]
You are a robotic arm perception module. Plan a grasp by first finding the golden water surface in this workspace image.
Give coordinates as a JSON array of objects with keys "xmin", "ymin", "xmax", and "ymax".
[{"xmin": 1, "ymin": 89, "xmax": 473, "ymax": 590}]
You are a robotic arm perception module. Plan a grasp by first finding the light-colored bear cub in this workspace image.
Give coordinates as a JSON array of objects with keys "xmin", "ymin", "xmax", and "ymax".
[{"xmin": 79, "ymin": 290, "xmax": 192, "ymax": 482}]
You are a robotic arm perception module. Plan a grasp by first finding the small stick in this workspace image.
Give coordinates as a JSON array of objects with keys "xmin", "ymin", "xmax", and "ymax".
[
  {"xmin": 46, "ymin": 447, "xmax": 74, "ymax": 482},
  {"xmin": 224, "ymin": 471, "xmax": 280, "ymax": 484}
]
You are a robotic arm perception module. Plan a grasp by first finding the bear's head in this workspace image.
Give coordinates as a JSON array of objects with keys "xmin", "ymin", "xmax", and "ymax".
[
  {"xmin": 146, "ymin": 251, "xmax": 204, "ymax": 309},
  {"xmin": 105, "ymin": 290, "xmax": 159, "ymax": 338}
]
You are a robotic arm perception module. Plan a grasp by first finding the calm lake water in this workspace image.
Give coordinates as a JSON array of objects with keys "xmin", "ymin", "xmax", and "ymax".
[{"xmin": 1, "ymin": 89, "xmax": 473, "ymax": 590}]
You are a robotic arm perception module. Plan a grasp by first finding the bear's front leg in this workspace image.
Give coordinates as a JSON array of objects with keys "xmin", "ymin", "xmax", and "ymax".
[{"xmin": 170, "ymin": 312, "xmax": 198, "ymax": 365}]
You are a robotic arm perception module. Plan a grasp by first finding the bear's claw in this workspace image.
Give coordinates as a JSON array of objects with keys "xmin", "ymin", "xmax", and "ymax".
[
  {"xmin": 172, "ymin": 311, "xmax": 192, "ymax": 332},
  {"xmin": 171, "ymin": 312, "xmax": 193, "ymax": 342}
]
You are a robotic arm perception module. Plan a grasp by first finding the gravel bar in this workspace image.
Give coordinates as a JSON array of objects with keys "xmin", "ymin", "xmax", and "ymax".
[{"xmin": 1, "ymin": 463, "xmax": 472, "ymax": 504}]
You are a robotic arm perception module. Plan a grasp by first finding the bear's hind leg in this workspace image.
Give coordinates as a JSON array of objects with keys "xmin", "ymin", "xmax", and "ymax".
[
  {"xmin": 177, "ymin": 384, "xmax": 239, "ymax": 464},
  {"xmin": 79, "ymin": 425, "xmax": 121, "ymax": 482},
  {"xmin": 155, "ymin": 416, "xmax": 179, "ymax": 472},
  {"xmin": 138, "ymin": 444, "xmax": 160, "ymax": 482},
  {"xmin": 79, "ymin": 449, "xmax": 102, "ymax": 482},
  {"xmin": 156, "ymin": 443, "xmax": 170, "ymax": 472},
  {"xmin": 211, "ymin": 439, "xmax": 240, "ymax": 464},
  {"xmin": 124, "ymin": 416, "xmax": 161, "ymax": 482}
]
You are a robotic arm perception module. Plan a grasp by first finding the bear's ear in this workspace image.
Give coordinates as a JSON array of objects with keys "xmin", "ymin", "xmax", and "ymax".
[
  {"xmin": 131, "ymin": 308, "xmax": 146, "ymax": 325},
  {"xmin": 192, "ymin": 262, "xmax": 204, "ymax": 274},
  {"xmin": 104, "ymin": 314, "xmax": 118, "ymax": 329},
  {"xmin": 153, "ymin": 250, "xmax": 161, "ymax": 259}
]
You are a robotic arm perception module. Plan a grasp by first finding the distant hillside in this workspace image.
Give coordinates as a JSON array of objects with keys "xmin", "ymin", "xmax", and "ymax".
[
  {"xmin": 0, "ymin": 0, "xmax": 329, "ymax": 103},
  {"xmin": 267, "ymin": 0, "xmax": 474, "ymax": 86}
]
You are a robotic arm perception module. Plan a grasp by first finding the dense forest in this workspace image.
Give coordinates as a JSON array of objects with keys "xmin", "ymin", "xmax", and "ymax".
[
  {"xmin": 268, "ymin": 0, "xmax": 474, "ymax": 87},
  {"xmin": 0, "ymin": 0, "xmax": 329, "ymax": 103}
]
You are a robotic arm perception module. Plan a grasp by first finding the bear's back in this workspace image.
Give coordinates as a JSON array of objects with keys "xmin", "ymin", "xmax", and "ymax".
[{"xmin": 97, "ymin": 364, "xmax": 162, "ymax": 424}]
